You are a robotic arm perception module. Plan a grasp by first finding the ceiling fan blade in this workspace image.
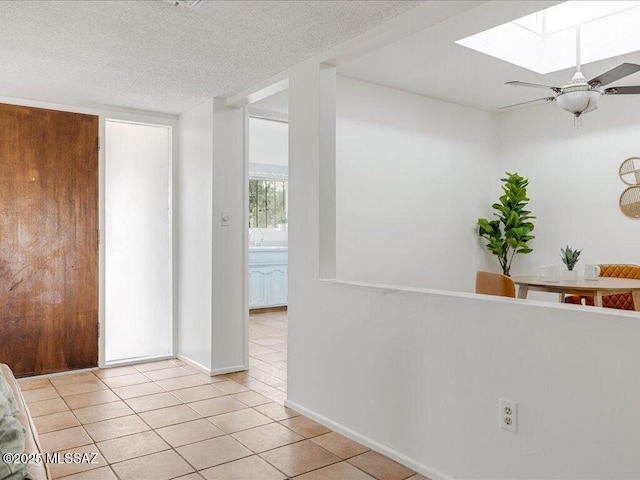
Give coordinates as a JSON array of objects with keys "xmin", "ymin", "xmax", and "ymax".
[
  {"xmin": 499, "ymin": 97, "xmax": 556, "ymax": 110},
  {"xmin": 506, "ymin": 81, "xmax": 561, "ymax": 93},
  {"xmin": 588, "ymin": 63, "xmax": 640, "ymax": 87},
  {"xmin": 603, "ymin": 86, "xmax": 640, "ymax": 95}
]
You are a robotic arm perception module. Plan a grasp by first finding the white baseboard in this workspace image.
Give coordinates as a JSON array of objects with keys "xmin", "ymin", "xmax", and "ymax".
[
  {"xmin": 102, "ymin": 354, "xmax": 174, "ymax": 369},
  {"xmin": 209, "ymin": 364, "xmax": 248, "ymax": 376},
  {"xmin": 176, "ymin": 355, "xmax": 248, "ymax": 377},
  {"xmin": 284, "ymin": 400, "xmax": 453, "ymax": 480},
  {"xmin": 176, "ymin": 355, "xmax": 212, "ymax": 375}
]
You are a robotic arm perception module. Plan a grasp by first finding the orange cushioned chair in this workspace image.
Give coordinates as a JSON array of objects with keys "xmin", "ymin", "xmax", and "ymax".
[
  {"xmin": 564, "ymin": 264, "xmax": 640, "ymax": 310},
  {"xmin": 475, "ymin": 271, "xmax": 516, "ymax": 298}
]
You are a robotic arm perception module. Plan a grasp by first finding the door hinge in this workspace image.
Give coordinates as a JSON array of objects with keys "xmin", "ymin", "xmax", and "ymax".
[
  {"xmin": 97, "ymin": 136, "xmax": 101, "ymax": 152},
  {"xmin": 97, "ymin": 229, "xmax": 101, "ymax": 245}
]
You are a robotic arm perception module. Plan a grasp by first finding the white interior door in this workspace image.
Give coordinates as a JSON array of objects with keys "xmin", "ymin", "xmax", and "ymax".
[{"xmin": 105, "ymin": 120, "xmax": 173, "ymax": 364}]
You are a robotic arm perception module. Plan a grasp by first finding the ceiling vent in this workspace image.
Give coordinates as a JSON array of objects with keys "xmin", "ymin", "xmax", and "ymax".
[{"xmin": 165, "ymin": 0, "xmax": 204, "ymax": 9}]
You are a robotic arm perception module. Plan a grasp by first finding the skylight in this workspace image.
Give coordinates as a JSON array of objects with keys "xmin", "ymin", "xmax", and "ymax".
[{"xmin": 456, "ymin": 1, "xmax": 640, "ymax": 74}]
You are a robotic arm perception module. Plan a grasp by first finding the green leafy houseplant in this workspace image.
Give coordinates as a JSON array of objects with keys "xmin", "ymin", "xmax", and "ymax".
[
  {"xmin": 560, "ymin": 246, "xmax": 582, "ymax": 271},
  {"xmin": 477, "ymin": 172, "xmax": 536, "ymax": 276}
]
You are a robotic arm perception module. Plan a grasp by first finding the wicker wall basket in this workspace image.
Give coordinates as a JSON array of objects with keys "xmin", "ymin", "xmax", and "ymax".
[
  {"xmin": 620, "ymin": 186, "xmax": 640, "ymax": 218},
  {"xmin": 619, "ymin": 157, "xmax": 640, "ymax": 186}
]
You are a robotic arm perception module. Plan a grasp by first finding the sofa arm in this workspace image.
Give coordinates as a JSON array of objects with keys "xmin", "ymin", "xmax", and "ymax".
[{"xmin": 0, "ymin": 364, "xmax": 51, "ymax": 480}]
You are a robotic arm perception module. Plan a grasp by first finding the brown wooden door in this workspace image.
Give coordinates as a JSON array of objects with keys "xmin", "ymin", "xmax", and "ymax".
[{"xmin": 0, "ymin": 103, "xmax": 99, "ymax": 377}]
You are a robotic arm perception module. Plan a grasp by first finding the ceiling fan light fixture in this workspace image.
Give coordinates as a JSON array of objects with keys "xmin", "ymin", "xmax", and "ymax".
[
  {"xmin": 556, "ymin": 89, "xmax": 601, "ymax": 117},
  {"xmin": 502, "ymin": 25, "xmax": 640, "ymax": 123}
]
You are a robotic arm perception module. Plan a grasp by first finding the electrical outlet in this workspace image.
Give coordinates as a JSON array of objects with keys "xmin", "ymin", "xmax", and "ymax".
[{"xmin": 499, "ymin": 398, "xmax": 517, "ymax": 433}]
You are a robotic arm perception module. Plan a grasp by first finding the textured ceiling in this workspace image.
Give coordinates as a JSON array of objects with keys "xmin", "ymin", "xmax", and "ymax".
[{"xmin": 0, "ymin": 0, "xmax": 419, "ymax": 114}]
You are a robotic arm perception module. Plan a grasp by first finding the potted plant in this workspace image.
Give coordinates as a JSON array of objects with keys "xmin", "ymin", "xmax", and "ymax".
[
  {"xmin": 278, "ymin": 216, "xmax": 288, "ymax": 231},
  {"xmin": 477, "ymin": 172, "xmax": 536, "ymax": 276},
  {"xmin": 560, "ymin": 245, "xmax": 582, "ymax": 281}
]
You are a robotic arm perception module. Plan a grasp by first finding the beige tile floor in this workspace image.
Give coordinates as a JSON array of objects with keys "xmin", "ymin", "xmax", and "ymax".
[{"xmin": 18, "ymin": 310, "xmax": 429, "ymax": 480}]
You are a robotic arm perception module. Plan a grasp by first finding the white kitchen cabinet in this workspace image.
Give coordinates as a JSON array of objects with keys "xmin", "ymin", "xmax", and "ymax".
[{"xmin": 249, "ymin": 247, "xmax": 288, "ymax": 308}]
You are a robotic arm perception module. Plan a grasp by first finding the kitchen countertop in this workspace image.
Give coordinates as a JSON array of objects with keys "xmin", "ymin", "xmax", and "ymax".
[{"xmin": 249, "ymin": 245, "xmax": 288, "ymax": 252}]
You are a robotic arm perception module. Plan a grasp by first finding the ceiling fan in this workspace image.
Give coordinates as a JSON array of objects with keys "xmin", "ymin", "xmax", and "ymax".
[{"xmin": 501, "ymin": 25, "xmax": 640, "ymax": 123}]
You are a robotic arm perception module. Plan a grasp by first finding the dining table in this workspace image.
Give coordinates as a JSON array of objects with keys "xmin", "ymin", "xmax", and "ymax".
[{"xmin": 511, "ymin": 275, "xmax": 640, "ymax": 311}]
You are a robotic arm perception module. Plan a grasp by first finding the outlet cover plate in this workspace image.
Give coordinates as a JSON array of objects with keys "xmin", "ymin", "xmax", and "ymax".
[{"xmin": 499, "ymin": 398, "xmax": 518, "ymax": 433}]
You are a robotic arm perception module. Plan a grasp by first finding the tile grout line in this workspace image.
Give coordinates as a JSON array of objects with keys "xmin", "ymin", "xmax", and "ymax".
[
  {"xmin": 23, "ymin": 313, "xmax": 406, "ymax": 480},
  {"xmin": 92, "ymin": 365, "xmax": 294, "ymax": 478}
]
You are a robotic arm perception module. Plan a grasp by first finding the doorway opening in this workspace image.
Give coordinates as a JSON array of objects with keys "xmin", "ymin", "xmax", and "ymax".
[{"xmin": 247, "ymin": 110, "xmax": 289, "ymax": 311}]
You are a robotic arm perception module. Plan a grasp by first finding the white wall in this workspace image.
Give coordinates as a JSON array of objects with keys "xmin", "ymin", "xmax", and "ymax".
[
  {"xmin": 250, "ymin": 89, "xmax": 289, "ymax": 116},
  {"xmin": 498, "ymin": 99, "xmax": 640, "ymax": 279},
  {"xmin": 178, "ymin": 100, "xmax": 247, "ymax": 374},
  {"xmin": 249, "ymin": 117, "xmax": 288, "ymax": 167},
  {"xmin": 335, "ymin": 76, "xmax": 640, "ymax": 293},
  {"xmin": 211, "ymin": 101, "xmax": 247, "ymax": 373},
  {"xmin": 178, "ymin": 100, "xmax": 214, "ymax": 371},
  {"xmin": 287, "ymin": 61, "xmax": 325, "ymax": 408},
  {"xmin": 287, "ymin": 61, "xmax": 640, "ymax": 480},
  {"xmin": 289, "ymin": 280, "xmax": 640, "ymax": 480},
  {"xmin": 336, "ymin": 77, "xmax": 499, "ymax": 292}
]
